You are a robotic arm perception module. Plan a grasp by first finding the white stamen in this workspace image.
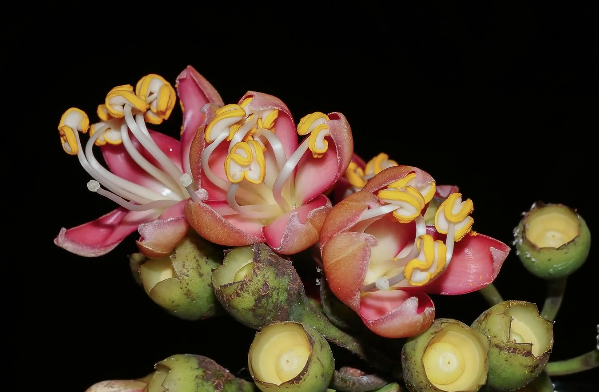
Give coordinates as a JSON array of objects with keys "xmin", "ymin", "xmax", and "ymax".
[
  {"xmin": 254, "ymin": 128, "xmax": 287, "ymax": 171},
  {"xmin": 87, "ymin": 180, "xmax": 100, "ymax": 192},
  {"xmin": 272, "ymin": 137, "xmax": 315, "ymax": 211},
  {"xmin": 180, "ymin": 173, "xmax": 192, "ymax": 187},
  {"xmin": 445, "ymin": 223, "xmax": 456, "ymax": 264},
  {"xmin": 92, "ymin": 185, "xmax": 179, "ymax": 211},
  {"xmin": 357, "ymin": 204, "xmax": 400, "ymax": 223},
  {"xmin": 226, "ymin": 183, "xmax": 282, "ymax": 219},
  {"xmin": 375, "ymin": 277, "xmax": 389, "ymax": 291}
]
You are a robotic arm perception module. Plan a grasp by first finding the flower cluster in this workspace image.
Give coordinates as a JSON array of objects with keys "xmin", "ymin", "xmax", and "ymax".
[{"xmin": 55, "ymin": 66, "xmax": 596, "ymax": 392}]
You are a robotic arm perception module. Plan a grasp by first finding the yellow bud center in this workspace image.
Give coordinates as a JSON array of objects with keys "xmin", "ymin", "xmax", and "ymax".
[
  {"xmin": 139, "ymin": 257, "xmax": 174, "ymax": 294},
  {"xmin": 525, "ymin": 207, "xmax": 579, "ymax": 248},
  {"xmin": 422, "ymin": 342, "xmax": 465, "ymax": 385},
  {"xmin": 510, "ymin": 317, "xmax": 541, "ymax": 356},
  {"xmin": 233, "ymin": 262, "xmax": 254, "ymax": 282},
  {"xmin": 276, "ymin": 345, "xmax": 311, "ymax": 382}
]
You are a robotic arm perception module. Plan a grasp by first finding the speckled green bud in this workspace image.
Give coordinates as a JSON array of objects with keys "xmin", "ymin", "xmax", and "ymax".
[
  {"xmin": 471, "ymin": 301, "xmax": 553, "ymax": 391},
  {"xmin": 513, "ymin": 203, "xmax": 591, "ymax": 279}
]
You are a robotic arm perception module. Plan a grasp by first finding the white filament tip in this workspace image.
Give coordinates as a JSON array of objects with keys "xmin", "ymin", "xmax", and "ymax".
[
  {"xmin": 179, "ymin": 173, "xmax": 192, "ymax": 187},
  {"xmin": 375, "ymin": 277, "xmax": 390, "ymax": 291},
  {"xmin": 87, "ymin": 180, "xmax": 100, "ymax": 192}
]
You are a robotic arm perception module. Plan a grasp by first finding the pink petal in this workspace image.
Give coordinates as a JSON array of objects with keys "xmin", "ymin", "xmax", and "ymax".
[
  {"xmin": 176, "ymin": 66, "xmax": 224, "ymax": 167},
  {"xmin": 241, "ymin": 91, "xmax": 298, "ymax": 156},
  {"xmin": 416, "ymin": 231, "xmax": 510, "ymax": 295},
  {"xmin": 322, "ymin": 231, "xmax": 377, "ymax": 311},
  {"xmin": 184, "ymin": 200, "xmax": 264, "ymax": 246},
  {"xmin": 293, "ymin": 113, "xmax": 354, "ymax": 205},
  {"xmin": 187, "ymin": 103, "xmax": 220, "ymax": 187},
  {"xmin": 55, "ymin": 208, "xmax": 160, "ymax": 257},
  {"xmin": 135, "ymin": 201, "xmax": 188, "ymax": 259},
  {"xmin": 101, "ymin": 130, "xmax": 183, "ymax": 196},
  {"xmin": 359, "ymin": 290, "xmax": 435, "ymax": 338},
  {"xmin": 436, "ymin": 185, "xmax": 459, "ymax": 199},
  {"xmin": 363, "ymin": 165, "xmax": 435, "ymax": 194},
  {"xmin": 263, "ymin": 195, "xmax": 331, "ymax": 255}
]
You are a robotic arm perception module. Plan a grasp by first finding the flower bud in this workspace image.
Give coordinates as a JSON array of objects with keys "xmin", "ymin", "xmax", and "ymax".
[
  {"xmin": 212, "ymin": 244, "xmax": 304, "ymax": 328},
  {"xmin": 402, "ymin": 318, "xmax": 490, "ymax": 392},
  {"xmin": 248, "ymin": 322, "xmax": 334, "ymax": 392},
  {"xmin": 471, "ymin": 301, "xmax": 553, "ymax": 391},
  {"xmin": 147, "ymin": 354, "xmax": 256, "ymax": 392},
  {"xmin": 134, "ymin": 234, "xmax": 223, "ymax": 320},
  {"xmin": 513, "ymin": 203, "xmax": 591, "ymax": 279},
  {"xmin": 85, "ymin": 380, "xmax": 146, "ymax": 392}
]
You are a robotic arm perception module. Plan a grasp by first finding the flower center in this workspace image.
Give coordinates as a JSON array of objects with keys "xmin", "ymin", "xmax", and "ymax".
[
  {"xmin": 57, "ymin": 74, "xmax": 201, "ymax": 214},
  {"xmin": 202, "ymin": 101, "xmax": 333, "ymax": 222},
  {"xmin": 422, "ymin": 341, "xmax": 465, "ymax": 385},
  {"xmin": 524, "ymin": 207, "xmax": 579, "ymax": 248}
]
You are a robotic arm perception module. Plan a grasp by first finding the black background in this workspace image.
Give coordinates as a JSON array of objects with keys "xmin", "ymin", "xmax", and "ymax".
[{"xmin": 5, "ymin": 2, "xmax": 598, "ymax": 390}]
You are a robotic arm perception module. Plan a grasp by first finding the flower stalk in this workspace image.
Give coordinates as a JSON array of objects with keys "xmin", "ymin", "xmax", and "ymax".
[
  {"xmin": 540, "ymin": 276, "xmax": 568, "ymax": 322},
  {"xmin": 545, "ymin": 349, "xmax": 599, "ymax": 376},
  {"xmin": 477, "ymin": 283, "xmax": 504, "ymax": 307}
]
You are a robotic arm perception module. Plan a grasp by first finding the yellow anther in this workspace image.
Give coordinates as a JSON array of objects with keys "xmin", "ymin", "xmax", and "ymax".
[
  {"xmin": 434, "ymin": 193, "xmax": 474, "ymax": 241},
  {"xmin": 105, "ymin": 84, "xmax": 149, "ymax": 118},
  {"xmin": 135, "ymin": 74, "xmax": 177, "ymax": 124},
  {"xmin": 377, "ymin": 186, "xmax": 425, "ymax": 223},
  {"xmin": 345, "ymin": 162, "xmax": 367, "ymax": 188},
  {"xmin": 205, "ymin": 104, "xmax": 246, "ymax": 143},
  {"xmin": 240, "ymin": 97, "xmax": 253, "ymax": 109},
  {"xmin": 404, "ymin": 234, "xmax": 447, "ymax": 286},
  {"xmin": 97, "ymin": 104, "xmax": 113, "ymax": 122},
  {"xmin": 224, "ymin": 140, "xmax": 266, "ymax": 184},
  {"xmin": 365, "ymin": 153, "xmax": 398, "ymax": 177},
  {"xmin": 260, "ymin": 109, "xmax": 279, "ymax": 130},
  {"xmin": 308, "ymin": 123, "xmax": 330, "ymax": 158},
  {"xmin": 58, "ymin": 108, "xmax": 89, "ymax": 155},
  {"xmin": 90, "ymin": 119, "xmax": 123, "ymax": 146},
  {"xmin": 389, "ymin": 172, "xmax": 436, "ymax": 204},
  {"xmin": 297, "ymin": 112, "xmax": 330, "ymax": 136}
]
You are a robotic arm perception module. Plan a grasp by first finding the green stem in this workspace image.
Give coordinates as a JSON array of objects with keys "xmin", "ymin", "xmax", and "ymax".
[
  {"xmin": 294, "ymin": 299, "xmax": 402, "ymax": 378},
  {"xmin": 478, "ymin": 283, "xmax": 504, "ymax": 306},
  {"xmin": 530, "ymin": 371, "xmax": 554, "ymax": 392},
  {"xmin": 540, "ymin": 276, "xmax": 567, "ymax": 321},
  {"xmin": 545, "ymin": 349, "xmax": 599, "ymax": 376}
]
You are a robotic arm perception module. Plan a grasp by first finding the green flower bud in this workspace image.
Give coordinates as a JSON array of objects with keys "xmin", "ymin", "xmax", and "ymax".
[
  {"xmin": 146, "ymin": 354, "xmax": 256, "ymax": 392},
  {"xmin": 134, "ymin": 234, "xmax": 223, "ymax": 320},
  {"xmin": 85, "ymin": 380, "xmax": 147, "ymax": 392},
  {"xmin": 212, "ymin": 245, "xmax": 304, "ymax": 328},
  {"xmin": 471, "ymin": 301, "xmax": 553, "ymax": 391},
  {"xmin": 402, "ymin": 319, "xmax": 490, "ymax": 392},
  {"xmin": 248, "ymin": 322, "xmax": 334, "ymax": 392},
  {"xmin": 514, "ymin": 203, "xmax": 591, "ymax": 279}
]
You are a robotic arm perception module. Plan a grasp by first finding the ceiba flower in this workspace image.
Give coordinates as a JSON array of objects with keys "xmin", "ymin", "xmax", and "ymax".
[
  {"xmin": 184, "ymin": 93, "xmax": 353, "ymax": 254},
  {"xmin": 55, "ymin": 67, "xmax": 222, "ymax": 258},
  {"xmin": 320, "ymin": 165, "xmax": 510, "ymax": 338}
]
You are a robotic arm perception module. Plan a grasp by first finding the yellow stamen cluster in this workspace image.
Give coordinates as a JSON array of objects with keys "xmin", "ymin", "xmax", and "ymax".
[
  {"xmin": 225, "ymin": 140, "xmax": 266, "ymax": 184},
  {"xmin": 58, "ymin": 74, "xmax": 177, "ymax": 150},
  {"xmin": 297, "ymin": 112, "xmax": 330, "ymax": 158},
  {"xmin": 435, "ymin": 193, "xmax": 474, "ymax": 241},
  {"xmin": 135, "ymin": 74, "xmax": 177, "ymax": 124},
  {"xmin": 365, "ymin": 153, "xmax": 398, "ymax": 179},
  {"xmin": 204, "ymin": 97, "xmax": 279, "ymax": 149},
  {"xmin": 345, "ymin": 161, "xmax": 367, "ymax": 188},
  {"xmin": 404, "ymin": 234, "xmax": 447, "ymax": 286},
  {"xmin": 377, "ymin": 172, "xmax": 436, "ymax": 223},
  {"xmin": 58, "ymin": 108, "xmax": 89, "ymax": 155}
]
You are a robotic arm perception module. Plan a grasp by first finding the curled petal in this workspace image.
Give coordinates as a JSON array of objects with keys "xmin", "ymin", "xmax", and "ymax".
[
  {"xmin": 414, "ymin": 229, "xmax": 510, "ymax": 295},
  {"xmin": 320, "ymin": 191, "xmax": 382, "ymax": 248},
  {"xmin": 176, "ymin": 66, "xmax": 224, "ymax": 167},
  {"xmin": 184, "ymin": 200, "xmax": 263, "ymax": 246},
  {"xmin": 240, "ymin": 91, "xmax": 298, "ymax": 156},
  {"xmin": 264, "ymin": 195, "xmax": 331, "ymax": 255},
  {"xmin": 136, "ymin": 216, "xmax": 189, "ymax": 259},
  {"xmin": 362, "ymin": 165, "xmax": 435, "ymax": 194},
  {"xmin": 359, "ymin": 290, "xmax": 435, "ymax": 338},
  {"xmin": 294, "ymin": 112, "xmax": 354, "ymax": 204},
  {"xmin": 187, "ymin": 103, "xmax": 223, "ymax": 192},
  {"xmin": 322, "ymin": 231, "xmax": 377, "ymax": 311},
  {"xmin": 55, "ymin": 208, "xmax": 159, "ymax": 257}
]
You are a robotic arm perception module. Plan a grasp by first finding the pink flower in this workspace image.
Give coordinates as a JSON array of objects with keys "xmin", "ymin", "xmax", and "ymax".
[
  {"xmin": 55, "ymin": 68, "xmax": 222, "ymax": 258},
  {"xmin": 182, "ymin": 92, "xmax": 354, "ymax": 254},
  {"xmin": 321, "ymin": 165, "xmax": 510, "ymax": 338}
]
